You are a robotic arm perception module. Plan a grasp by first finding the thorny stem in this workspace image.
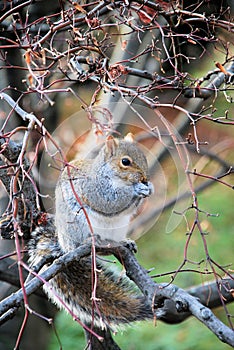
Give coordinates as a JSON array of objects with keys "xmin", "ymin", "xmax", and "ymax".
[
  {"xmin": 14, "ymin": 231, "xmax": 29, "ymax": 349},
  {"xmin": 188, "ymin": 169, "xmax": 234, "ymax": 189},
  {"xmin": 22, "ymin": 261, "xmax": 104, "ymax": 342},
  {"xmin": 66, "ymin": 164, "xmax": 104, "ymax": 329}
]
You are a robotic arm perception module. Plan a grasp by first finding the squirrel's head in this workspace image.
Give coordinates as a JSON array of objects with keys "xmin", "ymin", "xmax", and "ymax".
[{"xmin": 102, "ymin": 133, "xmax": 150, "ymax": 185}]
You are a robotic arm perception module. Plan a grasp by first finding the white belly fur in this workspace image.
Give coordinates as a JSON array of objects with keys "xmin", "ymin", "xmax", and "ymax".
[{"xmin": 89, "ymin": 209, "xmax": 131, "ymax": 242}]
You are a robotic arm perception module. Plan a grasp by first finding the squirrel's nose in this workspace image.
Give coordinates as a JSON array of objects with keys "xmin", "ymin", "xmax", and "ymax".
[{"xmin": 140, "ymin": 175, "xmax": 148, "ymax": 183}]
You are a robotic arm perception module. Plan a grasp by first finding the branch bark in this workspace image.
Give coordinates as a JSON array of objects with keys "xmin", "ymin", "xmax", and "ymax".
[
  {"xmin": 111, "ymin": 246, "xmax": 234, "ymax": 347},
  {"xmin": 0, "ymin": 242, "xmax": 233, "ymax": 346}
]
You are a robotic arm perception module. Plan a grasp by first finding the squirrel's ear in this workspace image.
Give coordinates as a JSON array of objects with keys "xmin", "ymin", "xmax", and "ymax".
[
  {"xmin": 124, "ymin": 133, "xmax": 135, "ymax": 143},
  {"xmin": 105, "ymin": 135, "xmax": 119, "ymax": 157}
]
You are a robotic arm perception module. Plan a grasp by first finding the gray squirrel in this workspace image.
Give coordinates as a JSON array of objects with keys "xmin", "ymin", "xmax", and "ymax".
[{"xmin": 29, "ymin": 133, "xmax": 155, "ymax": 330}]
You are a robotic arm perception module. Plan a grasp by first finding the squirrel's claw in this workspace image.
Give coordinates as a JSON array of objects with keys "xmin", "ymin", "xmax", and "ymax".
[{"xmin": 121, "ymin": 238, "xmax": 138, "ymax": 253}]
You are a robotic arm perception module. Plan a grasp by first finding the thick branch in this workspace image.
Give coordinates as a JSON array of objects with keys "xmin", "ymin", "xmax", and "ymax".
[
  {"xmin": 111, "ymin": 246, "xmax": 234, "ymax": 347},
  {"xmin": 0, "ymin": 256, "xmax": 45, "ymax": 298},
  {"xmin": 71, "ymin": 57, "xmax": 234, "ymax": 100},
  {"xmin": 0, "ymin": 244, "xmax": 91, "ymax": 323},
  {"xmin": 123, "ymin": 61, "xmax": 234, "ymax": 100},
  {"xmin": 188, "ymin": 279, "xmax": 234, "ymax": 309},
  {"xmin": 183, "ymin": 60, "xmax": 234, "ymax": 99},
  {"xmin": 85, "ymin": 325, "xmax": 121, "ymax": 350},
  {"xmin": 0, "ymin": 138, "xmax": 39, "ymax": 238},
  {"xmin": 0, "ymin": 243, "xmax": 233, "ymax": 346},
  {"xmin": 1, "ymin": 249, "xmax": 233, "ymax": 322},
  {"xmin": 0, "ymin": 93, "xmax": 47, "ymax": 238}
]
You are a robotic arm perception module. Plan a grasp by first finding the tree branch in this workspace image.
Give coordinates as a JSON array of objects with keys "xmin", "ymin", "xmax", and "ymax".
[
  {"xmin": 0, "ymin": 136, "xmax": 40, "ymax": 239},
  {"xmin": 110, "ymin": 246, "xmax": 234, "ymax": 347},
  {"xmin": 0, "ymin": 243, "xmax": 91, "ymax": 324},
  {"xmin": 0, "ymin": 255, "xmax": 45, "ymax": 298},
  {"xmin": 0, "ymin": 92, "xmax": 52, "ymax": 238},
  {"xmin": 0, "ymin": 242, "xmax": 233, "ymax": 346},
  {"xmin": 71, "ymin": 56, "xmax": 234, "ymax": 100},
  {"xmin": 183, "ymin": 60, "xmax": 234, "ymax": 99},
  {"xmin": 84, "ymin": 325, "xmax": 121, "ymax": 350}
]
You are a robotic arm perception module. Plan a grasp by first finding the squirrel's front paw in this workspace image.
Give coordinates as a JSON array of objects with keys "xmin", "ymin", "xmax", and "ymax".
[
  {"xmin": 121, "ymin": 238, "xmax": 137, "ymax": 253},
  {"xmin": 133, "ymin": 182, "xmax": 154, "ymax": 198}
]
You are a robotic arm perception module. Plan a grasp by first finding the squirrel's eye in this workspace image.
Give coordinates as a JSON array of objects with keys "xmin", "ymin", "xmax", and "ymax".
[{"xmin": 121, "ymin": 157, "xmax": 132, "ymax": 167}]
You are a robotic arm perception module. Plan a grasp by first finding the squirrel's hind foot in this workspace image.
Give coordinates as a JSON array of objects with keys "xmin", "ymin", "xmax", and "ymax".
[{"xmin": 120, "ymin": 238, "xmax": 137, "ymax": 254}]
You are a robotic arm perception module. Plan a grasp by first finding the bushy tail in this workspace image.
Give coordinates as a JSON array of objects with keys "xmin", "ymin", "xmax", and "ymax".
[
  {"xmin": 29, "ymin": 222, "xmax": 153, "ymax": 329},
  {"xmin": 52, "ymin": 258, "xmax": 153, "ymax": 328}
]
